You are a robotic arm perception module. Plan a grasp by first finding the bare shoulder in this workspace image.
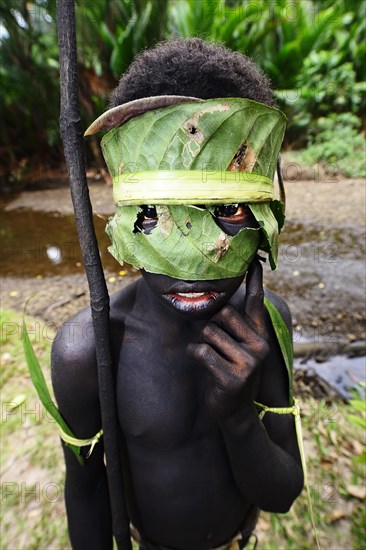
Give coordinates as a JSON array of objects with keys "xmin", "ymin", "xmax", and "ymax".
[
  {"xmin": 51, "ymin": 306, "xmax": 96, "ymax": 388},
  {"xmin": 51, "ymin": 279, "xmax": 140, "ymax": 431},
  {"xmin": 51, "ymin": 278, "xmax": 140, "ymax": 373},
  {"xmin": 51, "ymin": 304, "xmax": 100, "ymax": 432}
]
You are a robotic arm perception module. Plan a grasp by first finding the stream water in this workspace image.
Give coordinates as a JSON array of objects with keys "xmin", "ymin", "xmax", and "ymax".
[
  {"xmin": 294, "ymin": 355, "xmax": 365, "ymax": 399},
  {"xmin": 0, "ymin": 208, "xmax": 123, "ymax": 277},
  {"xmin": 1, "ymin": 204, "xmax": 365, "ymax": 398}
]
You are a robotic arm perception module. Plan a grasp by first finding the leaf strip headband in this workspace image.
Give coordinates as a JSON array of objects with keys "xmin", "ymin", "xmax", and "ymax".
[{"xmin": 111, "ymin": 170, "xmax": 273, "ymax": 205}]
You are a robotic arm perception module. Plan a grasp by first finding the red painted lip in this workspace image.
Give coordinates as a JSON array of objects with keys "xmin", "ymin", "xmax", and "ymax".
[
  {"xmin": 167, "ymin": 291, "xmax": 219, "ymax": 303},
  {"xmin": 161, "ymin": 290, "xmax": 227, "ymax": 316}
]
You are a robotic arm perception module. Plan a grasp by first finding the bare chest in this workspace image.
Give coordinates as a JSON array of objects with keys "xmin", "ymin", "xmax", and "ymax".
[{"xmin": 115, "ymin": 323, "xmax": 211, "ymax": 447}]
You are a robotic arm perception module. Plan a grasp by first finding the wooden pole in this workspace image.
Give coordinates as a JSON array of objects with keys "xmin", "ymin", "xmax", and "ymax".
[{"xmin": 56, "ymin": 1, "xmax": 132, "ymax": 547}]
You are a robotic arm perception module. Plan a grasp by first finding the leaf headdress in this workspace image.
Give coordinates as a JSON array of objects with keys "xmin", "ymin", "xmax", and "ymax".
[{"xmin": 85, "ymin": 96, "xmax": 287, "ymax": 279}]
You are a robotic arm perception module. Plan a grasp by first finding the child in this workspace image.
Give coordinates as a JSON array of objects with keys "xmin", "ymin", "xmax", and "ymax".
[{"xmin": 51, "ymin": 39, "xmax": 303, "ymax": 550}]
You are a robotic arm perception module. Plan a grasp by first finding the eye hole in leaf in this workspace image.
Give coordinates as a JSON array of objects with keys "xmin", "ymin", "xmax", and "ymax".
[
  {"xmin": 134, "ymin": 205, "xmax": 158, "ymax": 234},
  {"xmin": 215, "ymin": 204, "xmax": 240, "ymax": 219},
  {"xmin": 212, "ymin": 203, "xmax": 259, "ymax": 234}
]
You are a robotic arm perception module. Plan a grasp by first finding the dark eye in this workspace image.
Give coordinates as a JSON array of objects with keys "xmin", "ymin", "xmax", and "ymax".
[
  {"xmin": 142, "ymin": 205, "xmax": 157, "ymax": 219},
  {"xmin": 134, "ymin": 205, "xmax": 158, "ymax": 234},
  {"xmin": 213, "ymin": 203, "xmax": 258, "ymax": 236},
  {"xmin": 215, "ymin": 204, "xmax": 244, "ymax": 223}
]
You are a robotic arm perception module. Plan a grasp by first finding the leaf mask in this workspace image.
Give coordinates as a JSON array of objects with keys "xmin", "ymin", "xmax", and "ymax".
[{"xmin": 86, "ymin": 96, "xmax": 286, "ymax": 279}]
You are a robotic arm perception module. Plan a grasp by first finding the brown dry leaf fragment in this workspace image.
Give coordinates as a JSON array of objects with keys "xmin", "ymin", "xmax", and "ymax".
[
  {"xmin": 317, "ymin": 422, "xmax": 328, "ymax": 437},
  {"xmin": 213, "ymin": 232, "xmax": 230, "ymax": 260},
  {"xmin": 320, "ymin": 455, "xmax": 337, "ymax": 467},
  {"xmin": 329, "ymin": 430, "xmax": 338, "ymax": 446},
  {"xmin": 351, "ymin": 439, "xmax": 365, "ymax": 455},
  {"xmin": 341, "ymin": 447, "xmax": 353, "ymax": 458},
  {"xmin": 85, "ymin": 95, "xmax": 201, "ymax": 134},
  {"xmin": 228, "ymin": 144, "xmax": 257, "ymax": 172},
  {"xmin": 156, "ymin": 206, "xmax": 173, "ymax": 236},
  {"xmin": 256, "ymin": 517, "xmax": 271, "ymax": 532},
  {"xmin": 346, "ymin": 484, "xmax": 366, "ymax": 500},
  {"xmin": 327, "ymin": 509, "xmax": 350, "ymax": 523}
]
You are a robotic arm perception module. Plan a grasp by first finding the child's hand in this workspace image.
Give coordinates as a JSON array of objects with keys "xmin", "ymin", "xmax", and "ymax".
[{"xmin": 187, "ymin": 258, "xmax": 269, "ymax": 420}]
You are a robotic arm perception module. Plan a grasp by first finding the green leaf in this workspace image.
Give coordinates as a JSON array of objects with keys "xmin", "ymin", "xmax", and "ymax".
[
  {"xmin": 346, "ymin": 414, "xmax": 366, "ymax": 431},
  {"xmin": 101, "ymin": 98, "xmax": 286, "ymax": 181},
  {"xmin": 249, "ymin": 202, "xmax": 284, "ymax": 269},
  {"xmin": 348, "ymin": 399, "xmax": 366, "ymax": 413},
  {"xmin": 264, "ymin": 297, "xmax": 293, "ymax": 404},
  {"xmin": 353, "ymin": 452, "xmax": 366, "ymax": 465},
  {"xmin": 101, "ymin": 98, "xmax": 286, "ymax": 274},
  {"xmin": 107, "ymin": 205, "xmax": 260, "ymax": 280},
  {"xmin": 22, "ymin": 319, "xmax": 84, "ymax": 464}
]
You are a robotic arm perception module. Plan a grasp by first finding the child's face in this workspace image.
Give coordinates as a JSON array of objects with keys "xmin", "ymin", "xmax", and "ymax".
[{"xmin": 140, "ymin": 203, "xmax": 258, "ymax": 319}]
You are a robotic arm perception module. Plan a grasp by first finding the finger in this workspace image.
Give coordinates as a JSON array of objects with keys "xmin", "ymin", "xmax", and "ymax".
[
  {"xmin": 186, "ymin": 342, "xmax": 232, "ymax": 388},
  {"xmin": 201, "ymin": 321, "xmax": 254, "ymax": 363},
  {"xmin": 243, "ymin": 257, "xmax": 266, "ymax": 337},
  {"xmin": 208, "ymin": 306, "xmax": 260, "ymax": 347}
]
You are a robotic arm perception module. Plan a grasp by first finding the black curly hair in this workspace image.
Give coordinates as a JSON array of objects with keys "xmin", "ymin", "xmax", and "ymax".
[{"xmin": 109, "ymin": 38, "xmax": 276, "ymax": 108}]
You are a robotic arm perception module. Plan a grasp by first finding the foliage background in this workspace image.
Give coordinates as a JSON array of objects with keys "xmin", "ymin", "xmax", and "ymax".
[{"xmin": 1, "ymin": 0, "xmax": 365, "ymax": 183}]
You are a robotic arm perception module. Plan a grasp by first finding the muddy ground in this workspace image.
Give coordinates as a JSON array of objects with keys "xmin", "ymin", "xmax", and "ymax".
[{"xmin": 1, "ymin": 172, "xmax": 365, "ymax": 345}]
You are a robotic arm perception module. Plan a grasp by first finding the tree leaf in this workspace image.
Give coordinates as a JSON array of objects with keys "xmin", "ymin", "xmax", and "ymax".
[
  {"xmin": 107, "ymin": 205, "xmax": 260, "ymax": 280},
  {"xmin": 264, "ymin": 297, "xmax": 293, "ymax": 403},
  {"xmin": 101, "ymin": 98, "xmax": 286, "ymax": 181},
  {"xmin": 101, "ymin": 98, "xmax": 286, "ymax": 274}
]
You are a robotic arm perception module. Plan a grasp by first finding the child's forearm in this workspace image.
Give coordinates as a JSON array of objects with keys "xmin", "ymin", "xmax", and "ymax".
[
  {"xmin": 219, "ymin": 403, "xmax": 304, "ymax": 513},
  {"xmin": 65, "ymin": 471, "xmax": 113, "ymax": 550}
]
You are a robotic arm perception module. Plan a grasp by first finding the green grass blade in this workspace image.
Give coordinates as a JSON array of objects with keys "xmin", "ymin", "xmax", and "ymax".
[
  {"xmin": 264, "ymin": 298, "xmax": 294, "ymax": 403},
  {"xmin": 22, "ymin": 319, "xmax": 84, "ymax": 464}
]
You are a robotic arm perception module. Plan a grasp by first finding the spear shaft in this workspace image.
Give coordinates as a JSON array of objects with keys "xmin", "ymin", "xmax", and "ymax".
[{"xmin": 56, "ymin": 1, "xmax": 131, "ymax": 547}]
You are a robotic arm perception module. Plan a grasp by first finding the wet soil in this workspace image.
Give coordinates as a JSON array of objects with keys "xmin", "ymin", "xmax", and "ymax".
[{"xmin": 1, "ymin": 176, "xmax": 365, "ymax": 344}]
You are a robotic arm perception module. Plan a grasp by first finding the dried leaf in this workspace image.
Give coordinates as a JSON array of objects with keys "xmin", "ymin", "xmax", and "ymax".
[
  {"xmin": 346, "ymin": 485, "xmax": 366, "ymax": 500},
  {"xmin": 351, "ymin": 439, "xmax": 365, "ymax": 455},
  {"xmin": 327, "ymin": 509, "xmax": 350, "ymax": 523},
  {"xmin": 317, "ymin": 422, "xmax": 328, "ymax": 437},
  {"xmin": 341, "ymin": 447, "xmax": 353, "ymax": 458},
  {"xmin": 329, "ymin": 430, "xmax": 338, "ymax": 446},
  {"xmin": 320, "ymin": 455, "xmax": 337, "ymax": 467}
]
